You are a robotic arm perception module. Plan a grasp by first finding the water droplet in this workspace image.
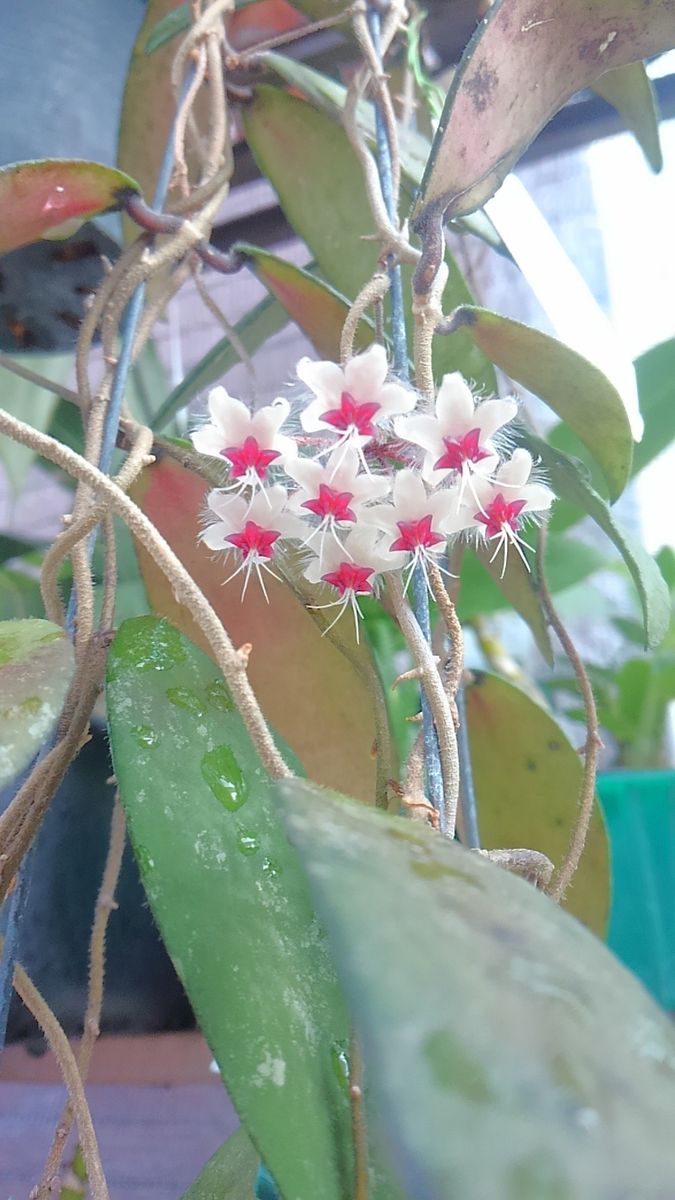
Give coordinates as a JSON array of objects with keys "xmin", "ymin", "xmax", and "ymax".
[
  {"xmin": 261, "ymin": 857, "xmax": 282, "ymax": 879},
  {"xmin": 116, "ymin": 618, "xmax": 186, "ymax": 673},
  {"xmin": 166, "ymin": 686, "xmax": 207, "ymax": 718},
  {"xmin": 237, "ymin": 830, "xmax": 260, "ymax": 856},
  {"xmin": 330, "ymin": 1042, "xmax": 350, "ymax": 1090},
  {"xmin": 130, "ymin": 724, "xmax": 159, "ymax": 749},
  {"xmin": 135, "ymin": 845, "xmax": 155, "ymax": 874},
  {"xmin": 205, "ymin": 679, "xmax": 234, "ymax": 712},
  {"xmin": 200, "ymin": 745, "xmax": 247, "ymax": 811}
]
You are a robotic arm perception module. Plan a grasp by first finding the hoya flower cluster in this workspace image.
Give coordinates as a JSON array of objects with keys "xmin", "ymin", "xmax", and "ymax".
[{"xmin": 191, "ymin": 344, "xmax": 554, "ymax": 630}]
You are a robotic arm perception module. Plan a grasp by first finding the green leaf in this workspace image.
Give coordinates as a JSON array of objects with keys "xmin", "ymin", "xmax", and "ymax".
[
  {"xmin": 180, "ymin": 1128, "xmax": 259, "ymax": 1200},
  {"xmin": 0, "ymin": 535, "xmax": 35, "ymax": 564},
  {"xmin": 0, "ymin": 159, "xmax": 138, "ymax": 255},
  {"xmin": 462, "ymin": 544, "xmax": 553, "ymax": 665},
  {"xmin": 458, "ymin": 535, "xmax": 608, "ymax": 623},
  {"xmin": 413, "ymin": 0, "xmax": 675, "ymax": 223},
  {"xmin": 0, "ymin": 352, "xmax": 74, "ymax": 494},
  {"xmin": 0, "ymin": 566, "xmax": 47, "ymax": 621},
  {"xmin": 0, "ymin": 618, "xmax": 74, "ymax": 787},
  {"xmin": 633, "ymin": 336, "xmax": 675, "ymax": 477},
  {"xmin": 243, "ymin": 86, "xmax": 497, "ymax": 393},
  {"xmin": 262, "ymin": 53, "xmax": 508, "ymax": 256},
  {"xmin": 144, "ymin": 2, "xmax": 191, "ymax": 55},
  {"xmin": 465, "ymin": 671, "xmax": 609, "ymax": 936},
  {"xmin": 107, "ymin": 617, "xmax": 353, "ymax": 1200},
  {"xmin": 531, "ymin": 437, "xmax": 670, "ymax": 648},
  {"xmin": 152, "ymin": 293, "xmax": 286, "ymax": 431},
  {"xmin": 236, "ymin": 244, "xmax": 373, "ymax": 358},
  {"xmin": 592, "ymin": 62, "xmax": 662, "ymax": 172},
  {"xmin": 448, "ymin": 307, "xmax": 633, "ymax": 500},
  {"xmin": 278, "ymin": 779, "xmax": 675, "ymax": 1200}
]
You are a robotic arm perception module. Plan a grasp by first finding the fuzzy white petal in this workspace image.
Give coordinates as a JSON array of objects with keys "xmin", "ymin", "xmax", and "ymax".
[
  {"xmin": 497, "ymin": 448, "xmax": 534, "ymax": 487},
  {"xmin": 395, "ymin": 413, "xmax": 444, "ymax": 456},
  {"xmin": 297, "ymin": 358, "xmax": 344, "ymax": 405},
  {"xmin": 191, "ymin": 424, "xmax": 228, "ymax": 458},
  {"xmin": 435, "ymin": 372, "xmax": 475, "ymax": 429},
  {"xmin": 343, "ymin": 344, "xmax": 388, "ymax": 400},
  {"xmin": 201, "ymin": 522, "xmax": 232, "ymax": 551},
  {"xmin": 521, "ymin": 483, "xmax": 555, "ymax": 513},
  {"xmin": 207, "ymin": 390, "xmax": 253, "ymax": 441},
  {"xmin": 474, "ymin": 397, "xmax": 518, "ymax": 440}
]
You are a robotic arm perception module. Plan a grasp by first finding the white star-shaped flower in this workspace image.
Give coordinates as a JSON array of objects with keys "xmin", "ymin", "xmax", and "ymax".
[
  {"xmin": 395, "ymin": 372, "xmax": 517, "ymax": 486},
  {"xmin": 201, "ymin": 485, "xmax": 306, "ymax": 599},
  {"xmin": 285, "ymin": 444, "xmax": 391, "ymax": 564},
  {"xmin": 467, "ymin": 449, "xmax": 555, "ymax": 576},
  {"xmin": 302, "ymin": 524, "xmax": 396, "ymax": 640},
  {"xmin": 364, "ymin": 469, "xmax": 464, "ymax": 585},
  {"xmin": 297, "ymin": 344, "xmax": 416, "ymax": 452},
  {"xmin": 191, "ymin": 388, "xmax": 296, "ymax": 492}
]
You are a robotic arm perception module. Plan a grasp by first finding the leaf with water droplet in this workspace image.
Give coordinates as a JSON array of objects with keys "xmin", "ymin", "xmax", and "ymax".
[
  {"xmin": 107, "ymin": 617, "xmax": 360, "ymax": 1200},
  {"xmin": 0, "ymin": 159, "xmax": 140, "ymax": 256},
  {"xmin": 0, "ymin": 617, "xmax": 75, "ymax": 787},
  {"xmin": 278, "ymin": 779, "xmax": 675, "ymax": 1200}
]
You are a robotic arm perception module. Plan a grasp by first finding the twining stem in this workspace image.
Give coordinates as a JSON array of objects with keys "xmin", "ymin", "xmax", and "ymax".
[
  {"xmin": 35, "ymin": 798, "xmax": 127, "ymax": 1197},
  {"xmin": 388, "ymin": 574, "xmax": 459, "ymax": 837},
  {"xmin": 537, "ymin": 527, "xmax": 602, "ymax": 901},
  {"xmin": 0, "ymin": 409, "xmax": 291, "ymax": 782},
  {"xmin": 349, "ymin": 1033, "xmax": 369, "ymax": 1200},
  {"xmin": 9, "ymin": 955, "xmax": 109, "ymax": 1200}
]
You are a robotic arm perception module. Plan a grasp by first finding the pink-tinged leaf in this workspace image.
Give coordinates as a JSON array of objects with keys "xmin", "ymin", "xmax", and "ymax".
[
  {"xmin": 413, "ymin": 0, "xmax": 675, "ymax": 224},
  {"xmin": 236, "ymin": 243, "xmax": 373, "ymax": 358},
  {"xmin": 592, "ymin": 62, "xmax": 662, "ymax": 172},
  {"xmin": 131, "ymin": 456, "xmax": 394, "ymax": 806},
  {"xmin": 0, "ymin": 160, "xmax": 139, "ymax": 256}
]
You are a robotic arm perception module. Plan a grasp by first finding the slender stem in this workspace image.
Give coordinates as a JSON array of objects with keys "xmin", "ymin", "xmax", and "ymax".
[
  {"xmin": 349, "ymin": 1033, "xmax": 369, "ymax": 1200},
  {"xmin": 0, "ymin": 352, "xmax": 82, "ymax": 406},
  {"xmin": 537, "ymin": 527, "xmax": 602, "ymax": 902},
  {"xmin": 11, "ymin": 957, "xmax": 109, "ymax": 1200},
  {"xmin": 364, "ymin": 4, "xmax": 446, "ymax": 829}
]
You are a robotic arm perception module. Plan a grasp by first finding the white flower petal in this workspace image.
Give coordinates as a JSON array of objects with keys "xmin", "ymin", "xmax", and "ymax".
[
  {"xmin": 521, "ymin": 483, "xmax": 555, "ymax": 513},
  {"xmin": 435, "ymin": 372, "xmax": 475, "ymax": 430},
  {"xmin": 284, "ymin": 455, "xmax": 324, "ymax": 493},
  {"xmin": 297, "ymin": 358, "xmax": 344, "ymax": 405},
  {"xmin": 374, "ymin": 380, "xmax": 417, "ymax": 420},
  {"xmin": 343, "ymin": 344, "xmax": 388, "ymax": 400},
  {"xmin": 207, "ymin": 390, "xmax": 252, "ymax": 441},
  {"xmin": 497, "ymin": 448, "xmax": 534, "ymax": 487},
  {"xmin": 191, "ymin": 424, "xmax": 227, "ymax": 458},
  {"xmin": 392, "ymin": 468, "xmax": 428, "ymax": 516},
  {"xmin": 206, "ymin": 491, "xmax": 247, "ymax": 527},
  {"xmin": 395, "ymin": 413, "xmax": 444, "ymax": 456},
  {"xmin": 474, "ymin": 397, "xmax": 518, "ymax": 440},
  {"xmin": 300, "ymin": 397, "xmax": 333, "ymax": 434}
]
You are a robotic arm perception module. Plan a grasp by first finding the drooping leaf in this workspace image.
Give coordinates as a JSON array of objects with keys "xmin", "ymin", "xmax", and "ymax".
[
  {"xmin": 592, "ymin": 62, "xmax": 662, "ymax": 171},
  {"xmin": 0, "ymin": 160, "xmax": 138, "ymax": 256},
  {"xmin": 463, "ymin": 542, "xmax": 553, "ymax": 665},
  {"xmin": 531, "ymin": 437, "xmax": 670, "ymax": 648},
  {"xmin": 262, "ymin": 53, "xmax": 508, "ymax": 255},
  {"xmin": 633, "ymin": 336, "xmax": 675, "ymax": 477},
  {"xmin": 236, "ymin": 244, "xmax": 373, "ymax": 358},
  {"xmin": 151, "ymin": 293, "xmax": 286, "ymax": 431},
  {"xmin": 447, "ymin": 307, "xmax": 633, "ymax": 501},
  {"xmin": 131, "ymin": 456, "xmax": 393, "ymax": 804},
  {"xmin": 278, "ymin": 779, "xmax": 675, "ymax": 1200},
  {"xmin": 457, "ymin": 536, "xmax": 608, "ymax": 624},
  {"xmin": 180, "ymin": 1128, "xmax": 259, "ymax": 1200},
  {"xmin": 0, "ymin": 619, "xmax": 74, "ymax": 787},
  {"xmin": 0, "ymin": 351, "xmax": 74, "ymax": 494},
  {"xmin": 107, "ymin": 616, "xmax": 353, "ymax": 1200},
  {"xmin": 465, "ymin": 671, "xmax": 609, "ymax": 935},
  {"xmin": 0, "ymin": 566, "xmax": 47, "ymax": 622},
  {"xmin": 413, "ymin": 0, "xmax": 675, "ymax": 223},
  {"xmin": 144, "ymin": 2, "xmax": 191, "ymax": 55},
  {"xmin": 243, "ymin": 86, "xmax": 497, "ymax": 393}
]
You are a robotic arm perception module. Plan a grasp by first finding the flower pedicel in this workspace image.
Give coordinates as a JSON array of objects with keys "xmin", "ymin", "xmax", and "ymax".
[{"xmin": 191, "ymin": 344, "xmax": 555, "ymax": 634}]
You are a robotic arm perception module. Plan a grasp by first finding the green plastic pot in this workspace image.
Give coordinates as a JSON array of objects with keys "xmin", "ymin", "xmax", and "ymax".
[{"xmin": 598, "ymin": 771, "xmax": 675, "ymax": 1010}]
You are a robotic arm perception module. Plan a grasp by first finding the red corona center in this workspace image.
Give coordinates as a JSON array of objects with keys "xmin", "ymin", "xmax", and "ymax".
[
  {"xmin": 323, "ymin": 562, "xmax": 374, "ymax": 596},
  {"xmin": 434, "ymin": 427, "xmax": 491, "ymax": 472},
  {"xmin": 226, "ymin": 521, "xmax": 280, "ymax": 560},
  {"xmin": 222, "ymin": 436, "xmax": 280, "ymax": 480},
  {"xmin": 302, "ymin": 484, "xmax": 356, "ymax": 523},
  {"xmin": 320, "ymin": 391, "xmax": 380, "ymax": 437},
  {"xmin": 474, "ymin": 494, "xmax": 527, "ymax": 540},
  {"xmin": 389, "ymin": 514, "xmax": 444, "ymax": 554}
]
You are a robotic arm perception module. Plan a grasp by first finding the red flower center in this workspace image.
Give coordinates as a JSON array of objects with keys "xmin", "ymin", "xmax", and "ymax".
[
  {"xmin": 226, "ymin": 521, "xmax": 280, "ymax": 560},
  {"xmin": 322, "ymin": 562, "xmax": 375, "ymax": 596},
  {"xmin": 320, "ymin": 391, "xmax": 380, "ymax": 437},
  {"xmin": 389, "ymin": 514, "xmax": 444, "ymax": 554},
  {"xmin": 434, "ymin": 427, "xmax": 491, "ymax": 472},
  {"xmin": 474, "ymin": 494, "xmax": 527, "ymax": 540},
  {"xmin": 302, "ymin": 484, "xmax": 356, "ymax": 523},
  {"xmin": 222, "ymin": 436, "xmax": 280, "ymax": 480}
]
